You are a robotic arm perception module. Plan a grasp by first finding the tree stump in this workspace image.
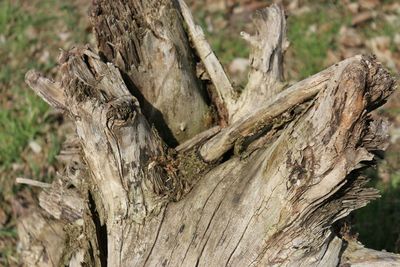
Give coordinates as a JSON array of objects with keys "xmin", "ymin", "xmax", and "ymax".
[{"xmin": 19, "ymin": 1, "xmax": 399, "ymax": 266}]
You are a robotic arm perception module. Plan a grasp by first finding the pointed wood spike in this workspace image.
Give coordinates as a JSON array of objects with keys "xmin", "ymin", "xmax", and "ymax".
[{"xmin": 25, "ymin": 70, "xmax": 66, "ymax": 109}]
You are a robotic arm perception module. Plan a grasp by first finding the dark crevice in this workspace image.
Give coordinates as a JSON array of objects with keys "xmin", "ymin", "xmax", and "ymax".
[
  {"xmin": 88, "ymin": 191, "xmax": 108, "ymax": 267},
  {"xmin": 225, "ymin": 215, "xmax": 253, "ymax": 267},
  {"xmin": 195, "ymin": 234, "xmax": 212, "ymax": 267},
  {"xmin": 220, "ymin": 146, "xmax": 235, "ymax": 164},
  {"xmin": 119, "ymin": 71, "xmax": 179, "ymax": 147},
  {"xmin": 88, "ymin": 240, "xmax": 96, "ymax": 267},
  {"xmin": 337, "ymin": 240, "xmax": 349, "ymax": 266},
  {"xmin": 143, "ymin": 208, "xmax": 167, "ymax": 266},
  {"xmin": 82, "ymin": 53, "xmax": 97, "ymax": 79},
  {"xmin": 333, "ymin": 218, "xmax": 350, "ymax": 266}
]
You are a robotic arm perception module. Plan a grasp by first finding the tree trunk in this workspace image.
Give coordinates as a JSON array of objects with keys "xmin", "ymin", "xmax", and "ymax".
[{"xmin": 18, "ymin": 1, "xmax": 399, "ymax": 266}]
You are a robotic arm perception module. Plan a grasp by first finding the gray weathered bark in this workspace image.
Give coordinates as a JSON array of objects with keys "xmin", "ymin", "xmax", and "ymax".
[{"xmin": 18, "ymin": 1, "xmax": 399, "ymax": 266}]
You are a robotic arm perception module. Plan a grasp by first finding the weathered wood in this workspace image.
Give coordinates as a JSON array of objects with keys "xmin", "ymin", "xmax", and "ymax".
[
  {"xmin": 231, "ymin": 4, "xmax": 288, "ymax": 122},
  {"xmin": 18, "ymin": 208, "xmax": 66, "ymax": 267},
  {"xmin": 61, "ymin": 46, "xmax": 187, "ymax": 265},
  {"xmin": 89, "ymin": 0, "xmax": 212, "ymax": 145},
  {"xmin": 200, "ymin": 56, "xmax": 363, "ymax": 162},
  {"xmin": 20, "ymin": 1, "xmax": 399, "ymax": 266},
  {"xmin": 178, "ymin": 0, "xmax": 235, "ymax": 123},
  {"xmin": 341, "ymin": 240, "xmax": 400, "ymax": 266},
  {"xmin": 179, "ymin": 3, "xmax": 288, "ymax": 124},
  {"xmin": 138, "ymin": 56, "xmax": 393, "ymax": 267},
  {"xmin": 25, "ymin": 70, "xmax": 65, "ymax": 110},
  {"xmin": 16, "ymin": 177, "xmax": 51, "ymax": 188},
  {"xmin": 38, "ymin": 178, "xmax": 83, "ymax": 222},
  {"xmin": 17, "ymin": 135, "xmax": 86, "ymax": 266}
]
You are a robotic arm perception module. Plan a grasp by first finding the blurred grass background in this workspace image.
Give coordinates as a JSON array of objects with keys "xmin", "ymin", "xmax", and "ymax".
[
  {"xmin": 0, "ymin": 0, "xmax": 399, "ymax": 265},
  {"xmin": 0, "ymin": 0, "xmax": 89, "ymax": 265}
]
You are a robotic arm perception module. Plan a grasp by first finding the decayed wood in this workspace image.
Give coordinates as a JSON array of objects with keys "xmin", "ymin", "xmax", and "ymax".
[
  {"xmin": 17, "ymin": 135, "xmax": 86, "ymax": 267},
  {"xmin": 18, "ymin": 209, "xmax": 66, "ymax": 267},
  {"xmin": 341, "ymin": 240, "xmax": 400, "ymax": 266},
  {"xmin": 20, "ymin": 1, "xmax": 399, "ymax": 266},
  {"xmin": 89, "ymin": 0, "xmax": 211, "ymax": 145},
  {"xmin": 199, "ymin": 56, "xmax": 363, "ymax": 162},
  {"xmin": 38, "ymin": 178, "xmax": 83, "ymax": 222},
  {"xmin": 25, "ymin": 70, "xmax": 65, "ymax": 109},
  {"xmin": 138, "ymin": 56, "xmax": 393, "ymax": 267},
  {"xmin": 60, "ymin": 47, "xmax": 186, "ymax": 265},
  {"xmin": 175, "ymin": 125, "xmax": 221, "ymax": 153}
]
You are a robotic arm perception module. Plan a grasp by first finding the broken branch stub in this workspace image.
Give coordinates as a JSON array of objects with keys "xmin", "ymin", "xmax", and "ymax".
[
  {"xmin": 26, "ymin": 46, "xmax": 187, "ymax": 265},
  {"xmin": 179, "ymin": 3, "xmax": 288, "ymax": 124},
  {"xmin": 90, "ymin": 0, "xmax": 212, "ymax": 146},
  {"xmin": 231, "ymin": 4, "xmax": 288, "ymax": 122},
  {"xmin": 25, "ymin": 70, "xmax": 66, "ymax": 110},
  {"xmin": 178, "ymin": 0, "xmax": 236, "ymax": 123},
  {"xmin": 58, "ymin": 47, "xmax": 182, "ymax": 217}
]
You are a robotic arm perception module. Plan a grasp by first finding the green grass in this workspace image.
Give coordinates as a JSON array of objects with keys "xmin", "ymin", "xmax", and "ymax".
[
  {"xmin": 209, "ymin": 35, "xmax": 249, "ymax": 66},
  {"xmin": 363, "ymin": 18, "xmax": 400, "ymax": 53},
  {"xmin": 47, "ymin": 133, "xmax": 62, "ymax": 165},
  {"xmin": 0, "ymin": 0, "xmax": 51, "ymax": 168},
  {"xmin": 0, "ymin": 1, "xmax": 56, "ymax": 56},
  {"xmin": 0, "ymin": 90, "xmax": 49, "ymax": 167},
  {"xmin": 196, "ymin": 10, "xmax": 249, "ymax": 66},
  {"xmin": 0, "ymin": 228, "xmax": 17, "ymax": 239},
  {"xmin": 0, "ymin": 0, "xmax": 87, "ymax": 264},
  {"xmin": 0, "ymin": 0, "xmax": 86, "ymax": 169},
  {"xmin": 287, "ymin": 3, "xmax": 348, "ymax": 79}
]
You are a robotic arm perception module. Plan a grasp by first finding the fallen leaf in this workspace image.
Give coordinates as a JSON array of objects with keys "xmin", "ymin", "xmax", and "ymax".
[{"xmin": 352, "ymin": 11, "xmax": 375, "ymax": 26}]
